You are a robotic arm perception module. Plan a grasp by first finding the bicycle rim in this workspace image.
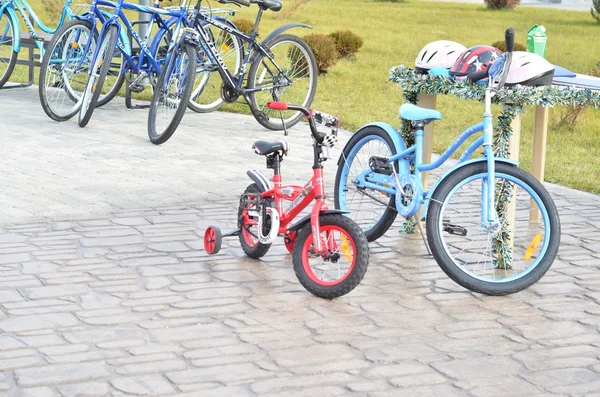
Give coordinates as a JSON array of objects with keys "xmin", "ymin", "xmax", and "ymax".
[
  {"xmin": 44, "ymin": 24, "xmax": 94, "ymax": 118},
  {"xmin": 0, "ymin": 10, "xmax": 16, "ymax": 86},
  {"xmin": 80, "ymin": 29, "xmax": 112, "ymax": 123},
  {"xmin": 249, "ymin": 36, "xmax": 316, "ymax": 127},
  {"xmin": 301, "ymin": 225, "xmax": 356, "ymax": 286},
  {"xmin": 190, "ymin": 23, "xmax": 241, "ymax": 112},
  {"xmin": 338, "ymin": 135, "xmax": 395, "ymax": 233},
  {"xmin": 436, "ymin": 172, "xmax": 552, "ymax": 283}
]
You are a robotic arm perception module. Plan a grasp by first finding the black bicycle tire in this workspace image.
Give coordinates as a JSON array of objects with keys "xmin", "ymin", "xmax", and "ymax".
[
  {"xmin": 293, "ymin": 214, "xmax": 369, "ymax": 299},
  {"xmin": 426, "ymin": 161, "xmax": 561, "ymax": 296},
  {"xmin": 246, "ymin": 34, "xmax": 317, "ymax": 131},
  {"xmin": 0, "ymin": 9, "xmax": 18, "ymax": 89},
  {"xmin": 147, "ymin": 42, "xmax": 197, "ymax": 145},
  {"xmin": 334, "ymin": 126, "xmax": 399, "ymax": 242},
  {"xmin": 188, "ymin": 18, "xmax": 244, "ymax": 113},
  {"xmin": 78, "ymin": 24, "xmax": 119, "ymax": 127},
  {"xmin": 238, "ymin": 183, "xmax": 271, "ymax": 259},
  {"xmin": 39, "ymin": 20, "xmax": 93, "ymax": 121}
]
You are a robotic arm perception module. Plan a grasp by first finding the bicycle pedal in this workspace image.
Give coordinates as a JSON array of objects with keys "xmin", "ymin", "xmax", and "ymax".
[
  {"xmin": 203, "ymin": 63, "xmax": 218, "ymax": 72},
  {"xmin": 128, "ymin": 84, "xmax": 145, "ymax": 93}
]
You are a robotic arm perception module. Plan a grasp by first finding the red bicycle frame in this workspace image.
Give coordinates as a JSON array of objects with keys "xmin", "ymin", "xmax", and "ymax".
[
  {"xmin": 262, "ymin": 167, "xmax": 328, "ymax": 253},
  {"xmin": 239, "ymin": 101, "xmax": 341, "ymax": 255}
]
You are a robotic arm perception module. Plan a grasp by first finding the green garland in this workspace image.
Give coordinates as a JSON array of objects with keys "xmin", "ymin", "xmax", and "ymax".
[{"xmin": 389, "ymin": 65, "xmax": 600, "ymax": 268}]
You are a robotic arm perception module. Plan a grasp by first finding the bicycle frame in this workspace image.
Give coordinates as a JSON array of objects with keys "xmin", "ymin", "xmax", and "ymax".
[
  {"xmin": 1, "ymin": 0, "xmax": 75, "ymax": 53},
  {"xmin": 80, "ymin": 0, "xmax": 189, "ymax": 79},
  {"xmin": 354, "ymin": 90, "xmax": 500, "ymax": 226},
  {"xmin": 192, "ymin": 8, "xmax": 291, "ymax": 95}
]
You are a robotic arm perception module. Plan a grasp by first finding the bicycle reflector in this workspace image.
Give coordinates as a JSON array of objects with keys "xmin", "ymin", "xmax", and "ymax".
[{"xmin": 267, "ymin": 102, "xmax": 288, "ymax": 111}]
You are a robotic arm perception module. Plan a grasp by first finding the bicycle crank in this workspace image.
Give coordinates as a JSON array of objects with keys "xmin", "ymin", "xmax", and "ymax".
[{"xmin": 221, "ymin": 82, "xmax": 240, "ymax": 103}]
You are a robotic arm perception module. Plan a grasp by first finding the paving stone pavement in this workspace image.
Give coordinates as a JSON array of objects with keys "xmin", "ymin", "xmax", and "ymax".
[{"xmin": 1, "ymin": 87, "xmax": 600, "ymax": 396}]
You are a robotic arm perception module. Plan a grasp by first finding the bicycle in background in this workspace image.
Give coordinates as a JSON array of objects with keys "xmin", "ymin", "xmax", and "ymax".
[
  {"xmin": 147, "ymin": 0, "xmax": 318, "ymax": 144},
  {"xmin": 0, "ymin": 0, "xmax": 128, "ymax": 95}
]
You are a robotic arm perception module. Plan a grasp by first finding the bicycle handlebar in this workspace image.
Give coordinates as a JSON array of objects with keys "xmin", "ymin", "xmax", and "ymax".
[
  {"xmin": 267, "ymin": 102, "xmax": 326, "ymax": 143},
  {"xmin": 218, "ymin": 0, "xmax": 250, "ymax": 7},
  {"xmin": 505, "ymin": 28, "xmax": 514, "ymax": 53},
  {"xmin": 267, "ymin": 102, "xmax": 310, "ymax": 116}
]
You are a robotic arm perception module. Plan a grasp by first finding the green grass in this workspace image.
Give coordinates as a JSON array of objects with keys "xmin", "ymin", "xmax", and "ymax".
[
  {"xmin": 7, "ymin": 0, "xmax": 600, "ymax": 193},
  {"xmin": 229, "ymin": 0, "xmax": 600, "ymax": 194}
]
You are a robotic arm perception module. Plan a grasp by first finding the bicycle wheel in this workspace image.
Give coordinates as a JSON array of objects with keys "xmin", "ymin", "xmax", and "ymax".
[
  {"xmin": 147, "ymin": 42, "xmax": 197, "ymax": 144},
  {"xmin": 334, "ymin": 126, "xmax": 399, "ymax": 242},
  {"xmin": 188, "ymin": 19, "xmax": 243, "ymax": 113},
  {"xmin": 95, "ymin": 35, "xmax": 126, "ymax": 107},
  {"xmin": 247, "ymin": 34, "xmax": 317, "ymax": 131},
  {"xmin": 426, "ymin": 161, "xmax": 560, "ymax": 296},
  {"xmin": 39, "ymin": 20, "xmax": 95, "ymax": 121},
  {"xmin": 0, "ymin": 9, "xmax": 17, "ymax": 89},
  {"xmin": 293, "ymin": 214, "xmax": 369, "ymax": 299},
  {"xmin": 78, "ymin": 24, "xmax": 119, "ymax": 127},
  {"xmin": 238, "ymin": 183, "xmax": 271, "ymax": 259}
]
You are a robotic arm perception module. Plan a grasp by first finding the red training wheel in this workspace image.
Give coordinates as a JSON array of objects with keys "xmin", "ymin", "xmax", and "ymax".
[{"xmin": 204, "ymin": 226, "xmax": 222, "ymax": 255}]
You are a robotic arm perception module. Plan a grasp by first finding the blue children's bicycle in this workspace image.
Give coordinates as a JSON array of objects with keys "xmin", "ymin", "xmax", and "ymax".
[
  {"xmin": 0, "ymin": 0, "xmax": 128, "ymax": 93},
  {"xmin": 334, "ymin": 29, "xmax": 560, "ymax": 296}
]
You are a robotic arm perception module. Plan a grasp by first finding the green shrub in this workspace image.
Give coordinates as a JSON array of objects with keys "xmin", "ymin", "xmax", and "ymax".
[
  {"xmin": 330, "ymin": 30, "xmax": 364, "ymax": 58},
  {"xmin": 232, "ymin": 19, "xmax": 255, "ymax": 35},
  {"xmin": 491, "ymin": 40, "xmax": 526, "ymax": 52},
  {"xmin": 301, "ymin": 34, "xmax": 339, "ymax": 74},
  {"xmin": 592, "ymin": 0, "xmax": 600, "ymax": 22},
  {"xmin": 484, "ymin": 0, "xmax": 520, "ymax": 9}
]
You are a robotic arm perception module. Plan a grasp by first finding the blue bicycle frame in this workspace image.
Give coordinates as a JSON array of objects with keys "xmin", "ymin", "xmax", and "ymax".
[
  {"xmin": 78, "ymin": 0, "xmax": 189, "ymax": 81},
  {"xmin": 0, "ymin": 0, "xmax": 130, "ymax": 55},
  {"xmin": 354, "ymin": 90, "xmax": 503, "ymax": 227},
  {"xmin": 0, "ymin": 0, "xmax": 74, "ymax": 53}
]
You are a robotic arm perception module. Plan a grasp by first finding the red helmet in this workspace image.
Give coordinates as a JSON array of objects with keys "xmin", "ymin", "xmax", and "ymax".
[{"xmin": 449, "ymin": 45, "xmax": 503, "ymax": 77}]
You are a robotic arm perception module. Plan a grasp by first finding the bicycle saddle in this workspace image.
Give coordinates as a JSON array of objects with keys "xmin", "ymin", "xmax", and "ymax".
[
  {"xmin": 399, "ymin": 104, "xmax": 442, "ymax": 123},
  {"xmin": 253, "ymin": 0, "xmax": 282, "ymax": 11},
  {"xmin": 253, "ymin": 140, "xmax": 289, "ymax": 156}
]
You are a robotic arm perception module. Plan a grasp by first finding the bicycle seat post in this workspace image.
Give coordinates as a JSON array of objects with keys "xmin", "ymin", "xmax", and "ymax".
[{"xmin": 250, "ymin": 6, "xmax": 264, "ymax": 41}]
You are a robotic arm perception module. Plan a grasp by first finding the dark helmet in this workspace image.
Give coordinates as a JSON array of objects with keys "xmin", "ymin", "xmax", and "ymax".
[{"xmin": 449, "ymin": 45, "xmax": 503, "ymax": 77}]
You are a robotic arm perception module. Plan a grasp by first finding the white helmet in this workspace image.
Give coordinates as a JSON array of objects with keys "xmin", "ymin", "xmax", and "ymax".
[
  {"xmin": 504, "ymin": 51, "xmax": 555, "ymax": 86},
  {"xmin": 415, "ymin": 40, "xmax": 467, "ymax": 73}
]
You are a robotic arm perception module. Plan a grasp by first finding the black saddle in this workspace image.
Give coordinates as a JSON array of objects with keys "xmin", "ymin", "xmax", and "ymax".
[
  {"xmin": 254, "ymin": 0, "xmax": 282, "ymax": 11},
  {"xmin": 253, "ymin": 140, "xmax": 289, "ymax": 156}
]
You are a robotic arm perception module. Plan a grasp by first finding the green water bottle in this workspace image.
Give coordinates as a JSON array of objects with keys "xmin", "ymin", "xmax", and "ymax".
[{"xmin": 527, "ymin": 25, "xmax": 548, "ymax": 58}]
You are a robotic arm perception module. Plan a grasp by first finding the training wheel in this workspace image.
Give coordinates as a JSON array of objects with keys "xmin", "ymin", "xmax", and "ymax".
[{"xmin": 204, "ymin": 226, "xmax": 222, "ymax": 255}]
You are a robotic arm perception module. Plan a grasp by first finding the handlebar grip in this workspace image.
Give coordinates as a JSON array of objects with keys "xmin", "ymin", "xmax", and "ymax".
[
  {"xmin": 467, "ymin": 70, "xmax": 490, "ymax": 83},
  {"xmin": 232, "ymin": 0, "xmax": 251, "ymax": 6},
  {"xmin": 267, "ymin": 101, "xmax": 311, "ymax": 117},
  {"xmin": 267, "ymin": 101, "xmax": 288, "ymax": 111},
  {"xmin": 505, "ymin": 28, "xmax": 515, "ymax": 53}
]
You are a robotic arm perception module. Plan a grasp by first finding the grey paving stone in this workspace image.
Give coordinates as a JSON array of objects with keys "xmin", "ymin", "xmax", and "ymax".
[
  {"xmin": 0, "ymin": 313, "xmax": 80, "ymax": 332},
  {"xmin": 15, "ymin": 362, "xmax": 111, "ymax": 387},
  {"xmin": 57, "ymin": 381, "xmax": 111, "ymax": 397},
  {"xmin": 110, "ymin": 375, "xmax": 177, "ymax": 395},
  {"xmin": 2, "ymin": 87, "xmax": 600, "ymax": 396}
]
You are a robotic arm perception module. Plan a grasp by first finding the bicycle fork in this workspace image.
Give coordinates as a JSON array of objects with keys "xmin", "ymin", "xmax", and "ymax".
[{"xmin": 481, "ymin": 91, "xmax": 500, "ymax": 231}]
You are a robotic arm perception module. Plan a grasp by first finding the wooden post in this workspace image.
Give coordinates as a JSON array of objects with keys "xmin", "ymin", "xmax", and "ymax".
[
  {"xmin": 416, "ymin": 94, "xmax": 436, "ymax": 191},
  {"xmin": 505, "ymin": 114, "xmax": 521, "ymax": 254},
  {"xmin": 530, "ymin": 107, "xmax": 548, "ymax": 223}
]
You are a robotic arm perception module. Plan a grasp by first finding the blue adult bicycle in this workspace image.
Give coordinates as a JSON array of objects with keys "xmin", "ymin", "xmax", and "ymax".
[
  {"xmin": 72, "ymin": 0, "xmax": 199, "ymax": 127},
  {"xmin": 0, "ymin": 0, "xmax": 128, "ymax": 94},
  {"xmin": 334, "ymin": 29, "xmax": 560, "ymax": 295}
]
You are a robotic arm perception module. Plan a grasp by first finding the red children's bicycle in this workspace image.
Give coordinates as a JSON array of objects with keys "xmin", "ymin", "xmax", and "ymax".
[{"xmin": 203, "ymin": 102, "xmax": 369, "ymax": 299}]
